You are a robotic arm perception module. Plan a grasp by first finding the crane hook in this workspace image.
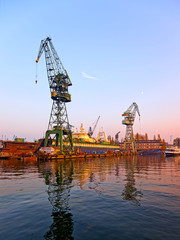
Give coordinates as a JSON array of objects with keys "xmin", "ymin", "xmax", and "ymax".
[{"xmin": 35, "ymin": 62, "xmax": 38, "ymax": 84}]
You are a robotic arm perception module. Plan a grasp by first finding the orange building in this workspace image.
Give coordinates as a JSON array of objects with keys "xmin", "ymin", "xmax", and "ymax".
[{"xmin": 119, "ymin": 140, "xmax": 162, "ymax": 152}]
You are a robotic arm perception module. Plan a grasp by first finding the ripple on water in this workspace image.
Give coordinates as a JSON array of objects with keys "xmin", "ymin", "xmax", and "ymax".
[{"xmin": 0, "ymin": 156, "xmax": 180, "ymax": 240}]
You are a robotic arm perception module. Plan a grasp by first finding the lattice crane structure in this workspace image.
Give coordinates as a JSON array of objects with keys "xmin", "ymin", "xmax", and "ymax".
[
  {"xmin": 36, "ymin": 37, "xmax": 73, "ymax": 154},
  {"xmin": 122, "ymin": 102, "xmax": 140, "ymax": 152}
]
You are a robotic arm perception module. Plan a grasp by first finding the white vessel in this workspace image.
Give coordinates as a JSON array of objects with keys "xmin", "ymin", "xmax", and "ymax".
[{"xmin": 165, "ymin": 146, "xmax": 180, "ymax": 156}]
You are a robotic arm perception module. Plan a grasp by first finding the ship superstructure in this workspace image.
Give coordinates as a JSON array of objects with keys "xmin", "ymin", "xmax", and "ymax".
[
  {"xmin": 72, "ymin": 124, "xmax": 96, "ymax": 143},
  {"xmin": 71, "ymin": 124, "xmax": 119, "ymax": 154}
]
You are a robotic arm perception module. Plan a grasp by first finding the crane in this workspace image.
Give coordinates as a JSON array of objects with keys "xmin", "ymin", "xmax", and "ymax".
[
  {"xmin": 115, "ymin": 131, "xmax": 120, "ymax": 144},
  {"xmin": 36, "ymin": 37, "xmax": 73, "ymax": 153},
  {"xmin": 122, "ymin": 102, "xmax": 140, "ymax": 151},
  {"xmin": 88, "ymin": 116, "xmax": 100, "ymax": 137}
]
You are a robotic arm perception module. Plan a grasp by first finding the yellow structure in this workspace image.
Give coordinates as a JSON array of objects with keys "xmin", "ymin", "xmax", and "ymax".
[{"xmin": 72, "ymin": 124, "xmax": 96, "ymax": 143}]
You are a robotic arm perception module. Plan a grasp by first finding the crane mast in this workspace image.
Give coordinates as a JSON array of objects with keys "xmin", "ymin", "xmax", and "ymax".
[
  {"xmin": 36, "ymin": 37, "xmax": 73, "ymax": 153},
  {"xmin": 122, "ymin": 102, "xmax": 140, "ymax": 152}
]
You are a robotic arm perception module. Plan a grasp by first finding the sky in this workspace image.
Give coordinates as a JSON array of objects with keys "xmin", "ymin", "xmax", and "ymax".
[{"xmin": 0, "ymin": 0, "xmax": 180, "ymax": 143}]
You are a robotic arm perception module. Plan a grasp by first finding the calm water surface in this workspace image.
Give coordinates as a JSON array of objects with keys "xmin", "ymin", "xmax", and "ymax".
[{"xmin": 0, "ymin": 155, "xmax": 180, "ymax": 240}]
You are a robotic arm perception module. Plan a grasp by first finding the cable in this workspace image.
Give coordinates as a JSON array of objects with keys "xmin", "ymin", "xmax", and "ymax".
[{"xmin": 35, "ymin": 62, "xmax": 38, "ymax": 84}]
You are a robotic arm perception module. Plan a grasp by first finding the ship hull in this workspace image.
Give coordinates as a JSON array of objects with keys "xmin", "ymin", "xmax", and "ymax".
[
  {"xmin": 165, "ymin": 147, "xmax": 180, "ymax": 157},
  {"xmin": 165, "ymin": 151, "xmax": 180, "ymax": 156},
  {"xmin": 73, "ymin": 142, "xmax": 120, "ymax": 153}
]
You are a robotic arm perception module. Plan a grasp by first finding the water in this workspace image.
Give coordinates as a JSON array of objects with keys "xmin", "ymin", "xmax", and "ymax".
[{"xmin": 0, "ymin": 155, "xmax": 180, "ymax": 240}]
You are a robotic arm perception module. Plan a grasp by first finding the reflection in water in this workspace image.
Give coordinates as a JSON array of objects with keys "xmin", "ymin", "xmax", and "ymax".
[
  {"xmin": 1, "ymin": 155, "xmax": 180, "ymax": 240},
  {"xmin": 42, "ymin": 161, "xmax": 74, "ymax": 240},
  {"xmin": 122, "ymin": 157, "xmax": 143, "ymax": 206}
]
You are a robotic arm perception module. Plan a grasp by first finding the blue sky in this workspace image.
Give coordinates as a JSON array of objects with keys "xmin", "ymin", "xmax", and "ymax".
[{"xmin": 0, "ymin": 0, "xmax": 180, "ymax": 142}]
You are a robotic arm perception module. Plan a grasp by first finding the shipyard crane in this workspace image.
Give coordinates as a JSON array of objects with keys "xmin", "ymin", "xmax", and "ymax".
[
  {"xmin": 122, "ymin": 102, "xmax": 140, "ymax": 151},
  {"xmin": 88, "ymin": 116, "xmax": 100, "ymax": 137},
  {"xmin": 115, "ymin": 131, "xmax": 120, "ymax": 144},
  {"xmin": 36, "ymin": 37, "xmax": 73, "ymax": 153}
]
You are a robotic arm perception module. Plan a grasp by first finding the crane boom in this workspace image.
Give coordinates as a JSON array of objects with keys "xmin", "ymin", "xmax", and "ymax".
[
  {"xmin": 122, "ymin": 102, "xmax": 140, "ymax": 119},
  {"xmin": 122, "ymin": 102, "xmax": 140, "ymax": 126},
  {"xmin": 92, "ymin": 116, "xmax": 100, "ymax": 134},
  {"xmin": 88, "ymin": 116, "xmax": 100, "ymax": 137},
  {"xmin": 36, "ymin": 37, "xmax": 72, "ymax": 101}
]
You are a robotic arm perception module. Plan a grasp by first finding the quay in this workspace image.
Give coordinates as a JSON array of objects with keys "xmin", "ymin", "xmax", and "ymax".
[
  {"xmin": 0, "ymin": 139, "xmax": 164, "ymax": 161},
  {"xmin": 37, "ymin": 151, "xmax": 139, "ymax": 161}
]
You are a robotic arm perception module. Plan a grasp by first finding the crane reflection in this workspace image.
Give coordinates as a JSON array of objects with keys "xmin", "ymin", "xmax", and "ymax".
[
  {"xmin": 41, "ymin": 160, "xmax": 74, "ymax": 240},
  {"xmin": 121, "ymin": 156, "xmax": 143, "ymax": 206}
]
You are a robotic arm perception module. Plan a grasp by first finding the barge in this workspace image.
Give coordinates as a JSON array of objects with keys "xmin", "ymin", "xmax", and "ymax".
[{"xmin": 0, "ymin": 139, "xmax": 41, "ymax": 159}]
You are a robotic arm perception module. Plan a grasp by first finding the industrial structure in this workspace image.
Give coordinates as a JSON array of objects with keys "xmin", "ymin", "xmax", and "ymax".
[
  {"xmin": 122, "ymin": 102, "xmax": 140, "ymax": 152},
  {"xmin": 115, "ymin": 131, "xmax": 120, "ymax": 144},
  {"xmin": 119, "ymin": 139, "xmax": 162, "ymax": 153},
  {"xmin": 97, "ymin": 128, "xmax": 108, "ymax": 142},
  {"xmin": 88, "ymin": 116, "xmax": 100, "ymax": 137},
  {"xmin": 36, "ymin": 37, "xmax": 73, "ymax": 154}
]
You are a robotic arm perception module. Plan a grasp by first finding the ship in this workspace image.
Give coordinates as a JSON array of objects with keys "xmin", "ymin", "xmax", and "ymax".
[
  {"xmin": 0, "ymin": 139, "xmax": 41, "ymax": 159},
  {"xmin": 72, "ymin": 124, "xmax": 120, "ymax": 154},
  {"xmin": 39, "ymin": 123, "xmax": 120, "ymax": 155},
  {"xmin": 165, "ymin": 146, "xmax": 180, "ymax": 156},
  {"xmin": 0, "ymin": 124, "xmax": 120, "ymax": 158}
]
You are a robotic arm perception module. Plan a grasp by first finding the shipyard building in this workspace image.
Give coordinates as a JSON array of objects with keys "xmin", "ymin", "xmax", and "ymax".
[{"xmin": 119, "ymin": 139, "xmax": 162, "ymax": 152}]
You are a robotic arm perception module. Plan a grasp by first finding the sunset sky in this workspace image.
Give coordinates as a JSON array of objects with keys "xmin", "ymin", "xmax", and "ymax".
[{"xmin": 0, "ymin": 0, "xmax": 180, "ymax": 143}]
